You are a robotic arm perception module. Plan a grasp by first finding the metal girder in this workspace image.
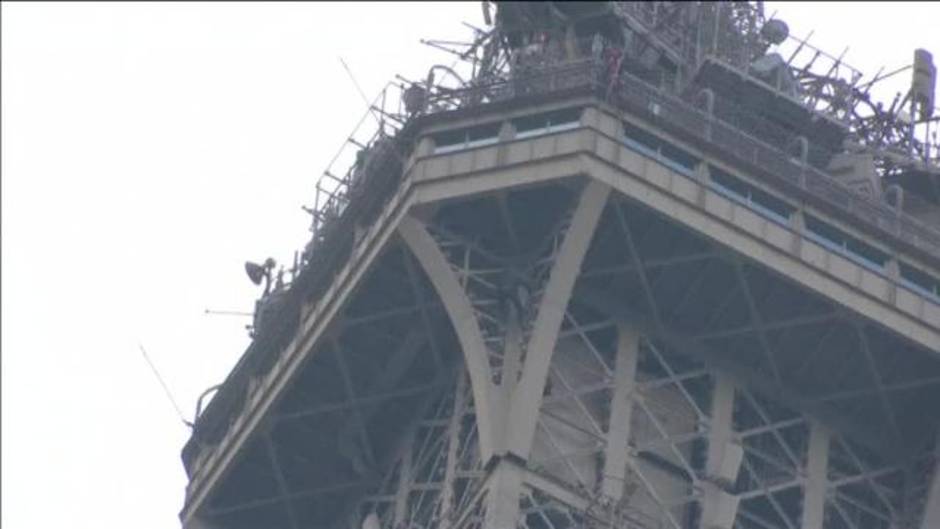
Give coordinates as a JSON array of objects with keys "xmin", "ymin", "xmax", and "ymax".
[
  {"xmin": 738, "ymin": 390, "xmax": 802, "ymax": 471},
  {"xmin": 692, "ymin": 312, "xmax": 838, "ymax": 341},
  {"xmin": 612, "ymin": 202, "xmax": 668, "ymax": 336},
  {"xmin": 352, "ymin": 372, "xmax": 478, "ymax": 529},
  {"xmin": 263, "ymin": 433, "xmax": 300, "ymax": 529},
  {"xmin": 338, "ymin": 303, "xmax": 427, "ymax": 330},
  {"xmin": 800, "ymin": 421, "xmax": 831, "ymax": 529},
  {"xmin": 399, "ymin": 215, "xmax": 499, "ymax": 461},
  {"xmin": 580, "ymin": 252, "xmax": 717, "ymax": 279},
  {"xmin": 829, "ymin": 435, "xmax": 903, "ymax": 524},
  {"xmin": 731, "ymin": 259, "xmax": 783, "ymax": 383},
  {"xmin": 275, "ymin": 382, "xmax": 443, "ymax": 422},
  {"xmin": 601, "ymin": 323, "xmax": 640, "ymax": 500},
  {"xmin": 814, "ymin": 375, "xmax": 940, "ymax": 402},
  {"xmin": 208, "ymin": 481, "xmax": 366, "ymax": 516},
  {"xmin": 393, "ymin": 429, "xmax": 415, "ymax": 526},
  {"xmin": 506, "ymin": 180, "xmax": 611, "ymax": 457},
  {"xmin": 402, "ymin": 245, "xmax": 447, "ymax": 372},
  {"xmin": 331, "ymin": 339, "xmax": 378, "ymax": 475},
  {"xmin": 575, "ymin": 285, "xmax": 897, "ymax": 459},
  {"xmin": 440, "ymin": 370, "xmax": 469, "ymax": 528},
  {"xmin": 483, "ymin": 458, "xmax": 526, "ymax": 529},
  {"xmin": 855, "ymin": 323, "xmax": 905, "ymax": 451},
  {"xmin": 333, "ymin": 324, "xmax": 430, "ymax": 475},
  {"xmin": 700, "ymin": 372, "xmax": 741, "ymax": 529}
]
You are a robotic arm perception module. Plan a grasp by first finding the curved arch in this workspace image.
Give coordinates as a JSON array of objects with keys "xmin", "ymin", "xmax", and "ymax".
[
  {"xmin": 398, "ymin": 215, "xmax": 499, "ymax": 461},
  {"xmin": 506, "ymin": 180, "xmax": 611, "ymax": 458}
]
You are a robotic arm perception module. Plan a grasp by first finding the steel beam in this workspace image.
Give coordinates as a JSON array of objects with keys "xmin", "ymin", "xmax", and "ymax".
[
  {"xmin": 399, "ymin": 215, "xmax": 499, "ymax": 461},
  {"xmin": 208, "ymin": 481, "xmax": 366, "ymax": 516},
  {"xmin": 507, "ymin": 180, "xmax": 611, "ymax": 457},
  {"xmin": 602, "ymin": 322, "xmax": 640, "ymax": 500},
  {"xmin": 800, "ymin": 421, "xmax": 831, "ymax": 529},
  {"xmin": 731, "ymin": 259, "xmax": 783, "ymax": 383},
  {"xmin": 263, "ymin": 433, "xmax": 300, "ymax": 529},
  {"xmin": 855, "ymin": 323, "xmax": 905, "ymax": 451},
  {"xmin": 577, "ymin": 285, "xmax": 896, "ymax": 458},
  {"xmin": 484, "ymin": 457, "xmax": 526, "ymax": 529},
  {"xmin": 700, "ymin": 372, "xmax": 741, "ymax": 529},
  {"xmin": 440, "ymin": 370, "xmax": 469, "ymax": 528},
  {"xmin": 394, "ymin": 429, "xmax": 415, "ymax": 526}
]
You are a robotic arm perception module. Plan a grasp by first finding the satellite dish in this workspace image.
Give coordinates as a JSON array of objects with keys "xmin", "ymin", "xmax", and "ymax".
[{"xmin": 245, "ymin": 261, "xmax": 267, "ymax": 285}]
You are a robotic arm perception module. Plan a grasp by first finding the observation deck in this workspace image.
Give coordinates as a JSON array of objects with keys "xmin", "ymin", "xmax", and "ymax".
[{"xmin": 181, "ymin": 57, "xmax": 940, "ymax": 529}]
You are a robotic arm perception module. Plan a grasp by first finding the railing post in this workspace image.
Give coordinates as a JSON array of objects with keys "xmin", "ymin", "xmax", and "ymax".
[
  {"xmin": 699, "ymin": 88, "xmax": 715, "ymax": 142},
  {"xmin": 792, "ymin": 136, "xmax": 809, "ymax": 188},
  {"xmin": 886, "ymin": 256, "xmax": 902, "ymax": 304},
  {"xmin": 789, "ymin": 208, "xmax": 807, "ymax": 257},
  {"xmin": 797, "ymin": 136, "xmax": 809, "ymax": 166}
]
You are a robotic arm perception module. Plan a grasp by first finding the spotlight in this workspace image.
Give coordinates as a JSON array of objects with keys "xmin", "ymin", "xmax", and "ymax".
[
  {"xmin": 244, "ymin": 261, "xmax": 267, "ymax": 285},
  {"xmin": 244, "ymin": 258, "xmax": 276, "ymax": 288}
]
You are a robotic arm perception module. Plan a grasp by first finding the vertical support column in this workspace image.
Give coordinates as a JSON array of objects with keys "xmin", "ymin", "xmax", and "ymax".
[
  {"xmin": 700, "ymin": 373, "xmax": 741, "ymax": 529},
  {"xmin": 801, "ymin": 420, "xmax": 831, "ymax": 529},
  {"xmin": 484, "ymin": 458, "xmax": 525, "ymax": 529},
  {"xmin": 602, "ymin": 323, "xmax": 640, "ymax": 500}
]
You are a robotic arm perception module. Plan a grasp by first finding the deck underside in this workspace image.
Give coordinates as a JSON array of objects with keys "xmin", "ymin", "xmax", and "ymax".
[{"xmin": 194, "ymin": 173, "xmax": 940, "ymax": 529}]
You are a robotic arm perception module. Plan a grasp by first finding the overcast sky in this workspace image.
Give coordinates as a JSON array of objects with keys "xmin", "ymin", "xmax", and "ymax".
[{"xmin": 2, "ymin": 3, "xmax": 937, "ymax": 529}]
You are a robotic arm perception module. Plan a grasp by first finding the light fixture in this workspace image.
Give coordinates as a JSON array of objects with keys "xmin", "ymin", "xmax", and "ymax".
[
  {"xmin": 244, "ymin": 261, "xmax": 266, "ymax": 285},
  {"xmin": 244, "ymin": 258, "xmax": 277, "ymax": 293}
]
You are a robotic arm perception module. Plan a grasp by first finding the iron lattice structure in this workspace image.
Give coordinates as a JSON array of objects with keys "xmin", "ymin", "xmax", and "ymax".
[{"xmin": 180, "ymin": 3, "xmax": 940, "ymax": 529}]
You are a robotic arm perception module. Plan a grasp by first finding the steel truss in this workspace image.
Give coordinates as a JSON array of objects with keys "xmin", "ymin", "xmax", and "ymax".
[
  {"xmin": 334, "ymin": 317, "xmax": 937, "ymax": 529},
  {"xmin": 359, "ymin": 184, "xmax": 938, "ymax": 529},
  {"xmin": 193, "ymin": 174, "xmax": 939, "ymax": 529}
]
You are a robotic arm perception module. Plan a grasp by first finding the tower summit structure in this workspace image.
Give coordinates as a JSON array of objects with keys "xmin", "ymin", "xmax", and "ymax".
[{"xmin": 180, "ymin": 3, "xmax": 940, "ymax": 529}]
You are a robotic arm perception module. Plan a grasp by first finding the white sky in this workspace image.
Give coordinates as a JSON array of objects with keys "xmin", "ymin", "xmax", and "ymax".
[{"xmin": 1, "ymin": 3, "xmax": 937, "ymax": 528}]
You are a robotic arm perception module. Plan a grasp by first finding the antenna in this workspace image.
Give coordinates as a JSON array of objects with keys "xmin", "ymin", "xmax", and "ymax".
[
  {"xmin": 339, "ymin": 56, "xmax": 385, "ymax": 128},
  {"xmin": 138, "ymin": 343, "xmax": 192, "ymax": 428},
  {"xmin": 204, "ymin": 308, "xmax": 253, "ymax": 317}
]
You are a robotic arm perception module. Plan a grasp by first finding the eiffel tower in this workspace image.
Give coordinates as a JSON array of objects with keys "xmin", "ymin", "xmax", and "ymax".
[{"xmin": 180, "ymin": 3, "xmax": 940, "ymax": 529}]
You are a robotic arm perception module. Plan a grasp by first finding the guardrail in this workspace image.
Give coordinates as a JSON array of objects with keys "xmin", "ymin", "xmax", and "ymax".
[
  {"xmin": 413, "ymin": 59, "xmax": 940, "ymax": 260},
  {"xmin": 616, "ymin": 73, "xmax": 940, "ymax": 259}
]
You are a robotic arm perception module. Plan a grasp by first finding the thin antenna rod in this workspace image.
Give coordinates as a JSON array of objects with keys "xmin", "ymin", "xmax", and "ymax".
[
  {"xmin": 204, "ymin": 308, "xmax": 253, "ymax": 317},
  {"xmin": 339, "ymin": 57, "xmax": 384, "ymax": 127},
  {"xmin": 138, "ymin": 343, "xmax": 191, "ymax": 427}
]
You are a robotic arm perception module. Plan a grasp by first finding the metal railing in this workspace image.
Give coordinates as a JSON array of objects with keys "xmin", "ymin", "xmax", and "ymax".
[
  {"xmin": 603, "ymin": 63, "xmax": 940, "ymax": 259},
  {"xmin": 411, "ymin": 58, "xmax": 939, "ymax": 259}
]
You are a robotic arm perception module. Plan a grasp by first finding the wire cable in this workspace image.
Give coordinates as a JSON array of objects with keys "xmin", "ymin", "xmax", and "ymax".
[{"xmin": 139, "ymin": 343, "xmax": 192, "ymax": 428}]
